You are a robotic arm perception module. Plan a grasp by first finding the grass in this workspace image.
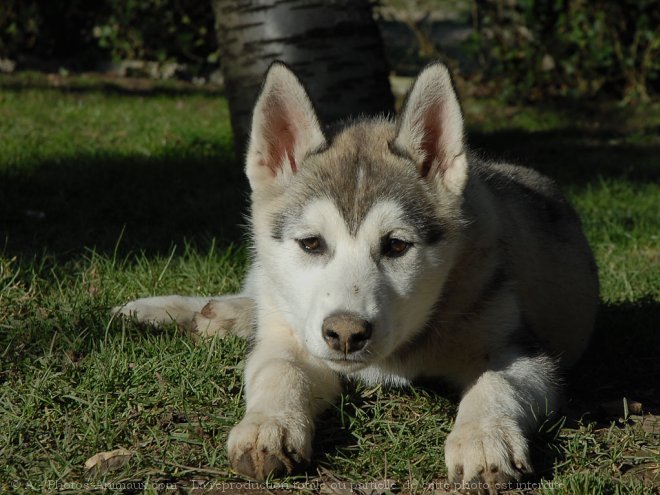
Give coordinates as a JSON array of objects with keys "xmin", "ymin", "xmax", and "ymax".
[{"xmin": 1, "ymin": 73, "xmax": 658, "ymax": 494}]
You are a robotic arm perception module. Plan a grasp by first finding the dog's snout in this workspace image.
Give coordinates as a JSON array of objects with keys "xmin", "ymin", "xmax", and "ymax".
[{"xmin": 322, "ymin": 313, "xmax": 372, "ymax": 354}]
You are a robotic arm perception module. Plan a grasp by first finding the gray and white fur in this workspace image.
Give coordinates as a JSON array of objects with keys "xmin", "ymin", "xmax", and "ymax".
[{"xmin": 115, "ymin": 62, "xmax": 598, "ymax": 493}]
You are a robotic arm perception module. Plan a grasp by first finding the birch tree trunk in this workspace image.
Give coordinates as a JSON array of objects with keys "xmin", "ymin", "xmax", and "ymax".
[{"xmin": 213, "ymin": 0, "xmax": 394, "ymax": 155}]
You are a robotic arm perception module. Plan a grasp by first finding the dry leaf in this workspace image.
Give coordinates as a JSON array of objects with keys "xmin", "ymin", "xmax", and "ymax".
[
  {"xmin": 359, "ymin": 479, "xmax": 399, "ymax": 495},
  {"xmin": 319, "ymin": 481, "xmax": 354, "ymax": 495},
  {"xmin": 84, "ymin": 448, "xmax": 132, "ymax": 474},
  {"xmin": 640, "ymin": 414, "xmax": 660, "ymax": 434},
  {"xmin": 622, "ymin": 462, "xmax": 660, "ymax": 486},
  {"xmin": 317, "ymin": 467, "xmax": 356, "ymax": 495}
]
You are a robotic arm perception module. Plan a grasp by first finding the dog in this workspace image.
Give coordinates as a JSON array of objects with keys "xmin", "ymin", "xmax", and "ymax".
[{"xmin": 115, "ymin": 62, "xmax": 599, "ymax": 492}]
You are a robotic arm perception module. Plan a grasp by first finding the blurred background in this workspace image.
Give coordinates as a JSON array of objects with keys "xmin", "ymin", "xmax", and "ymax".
[{"xmin": 1, "ymin": 0, "xmax": 657, "ymax": 102}]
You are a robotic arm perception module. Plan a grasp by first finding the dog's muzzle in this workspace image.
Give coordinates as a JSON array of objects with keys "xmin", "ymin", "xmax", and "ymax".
[{"xmin": 322, "ymin": 313, "xmax": 372, "ymax": 354}]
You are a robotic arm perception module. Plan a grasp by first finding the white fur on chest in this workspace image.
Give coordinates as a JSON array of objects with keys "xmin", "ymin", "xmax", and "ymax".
[{"xmin": 350, "ymin": 362, "xmax": 415, "ymax": 387}]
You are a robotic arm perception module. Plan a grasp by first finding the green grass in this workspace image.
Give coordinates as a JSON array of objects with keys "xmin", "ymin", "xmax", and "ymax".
[{"xmin": 1, "ymin": 73, "xmax": 658, "ymax": 494}]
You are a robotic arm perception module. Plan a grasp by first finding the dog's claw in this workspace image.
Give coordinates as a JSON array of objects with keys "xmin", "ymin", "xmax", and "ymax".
[
  {"xmin": 445, "ymin": 418, "xmax": 531, "ymax": 494},
  {"xmin": 232, "ymin": 449, "xmax": 290, "ymax": 480},
  {"xmin": 227, "ymin": 413, "xmax": 311, "ymax": 480}
]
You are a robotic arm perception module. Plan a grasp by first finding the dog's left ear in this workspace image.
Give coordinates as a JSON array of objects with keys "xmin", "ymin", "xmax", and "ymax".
[
  {"xmin": 393, "ymin": 63, "xmax": 467, "ymax": 196},
  {"xmin": 245, "ymin": 62, "xmax": 326, "ymax": 196}
]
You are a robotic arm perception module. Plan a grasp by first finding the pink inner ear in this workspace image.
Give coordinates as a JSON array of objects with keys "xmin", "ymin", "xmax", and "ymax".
[
  {"xmin": 261, "ymin": 95, "xmax": 298, "ymax": 176},
  {"xmin": 419, "ymin": 102, "xmax": 444, "ymax": 178}
]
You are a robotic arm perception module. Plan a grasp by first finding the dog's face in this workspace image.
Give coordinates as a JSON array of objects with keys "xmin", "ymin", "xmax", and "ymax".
[{"xmin": 245, "ymin": 62, "xmax": 468, "ymax": 372}]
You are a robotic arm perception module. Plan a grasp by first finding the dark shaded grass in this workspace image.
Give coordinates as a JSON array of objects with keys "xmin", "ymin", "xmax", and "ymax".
[
  {"xmin": 570, "ymin": 299, "xmax": 660, "ymax": 416},
  {"xmin": 470, "ymin": 129, "xmax": 659, "ymax": 186},
  {"xmin": 2, "ymin": 126, "xmax": 657, "ymax": 260},
  {"xmin": 0, "ymin": 153, "xmax": 248, "ymax": 259}
]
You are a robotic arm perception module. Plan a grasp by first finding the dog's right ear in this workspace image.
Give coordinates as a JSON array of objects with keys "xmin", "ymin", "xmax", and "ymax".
[{"xmin": 245, "ymin": 62, "xmax": 326, "ymax": 196}]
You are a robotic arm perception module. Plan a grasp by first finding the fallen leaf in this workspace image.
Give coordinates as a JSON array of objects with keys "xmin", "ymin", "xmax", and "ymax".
[
  {"xmin": 84, "ymin": 448, "xmax": 132, "ymax": 474},
  {"xmin": 358, "ymin": 478, "xmax": 399, "ymax": 495},
  {"xmin": 622, "ymin": 462, "xmax": 660, "ymax": 486},
  {"xmin": 640, "ymin": 414, "xmax": 660, "ymax": 434},
  {"xmin": 317, "ymin": 467, "xmax": 355, "ymax": 495},
  {"xmin": 319, "ymin": 481, "xmax": 354, "ymax": 495}
]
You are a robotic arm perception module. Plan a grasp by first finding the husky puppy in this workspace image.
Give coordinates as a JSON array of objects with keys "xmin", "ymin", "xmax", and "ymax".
[{"xmin": 115, "ymin": 62, "xmax": 598, "ymax": 491}]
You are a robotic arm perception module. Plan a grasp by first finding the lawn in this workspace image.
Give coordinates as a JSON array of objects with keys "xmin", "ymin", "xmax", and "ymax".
[{"xmin": 1, "ymin": 73, "xmax": 658, "ymax": 494}]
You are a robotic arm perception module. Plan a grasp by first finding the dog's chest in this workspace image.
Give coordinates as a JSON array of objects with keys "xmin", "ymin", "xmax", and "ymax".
[{"xmin": 351, "ymin": 363, "xmax": 415, "ymax": 387}]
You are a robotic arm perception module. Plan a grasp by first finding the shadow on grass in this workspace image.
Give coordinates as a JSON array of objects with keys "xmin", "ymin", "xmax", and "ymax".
[
  {"xmin": 0, "ymin": 150, "xmax": 249, "ymax": 260},
  {"xmin": 569, "ymin": 298, "xmax": 660, "ymax": 415},
  {"xmin": 2, "ymin": 126, "xmax": 658, "ymax": 261},
  {"xmin": 531, "ymin": 297, "xmax": 660, "ymax": 479},
  {"xmin": 469, "ymin": 129, "xmax": 659, "ymax": 186},
  {"xmin": 311, "ymin": 396, "xmax": 363, "ymax": 474}
]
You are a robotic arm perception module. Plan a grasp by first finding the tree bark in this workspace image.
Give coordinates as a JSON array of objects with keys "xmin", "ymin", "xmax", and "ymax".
[{"xmin": 213, "ymin": 0, "xmax": 395, "ymax": 155}]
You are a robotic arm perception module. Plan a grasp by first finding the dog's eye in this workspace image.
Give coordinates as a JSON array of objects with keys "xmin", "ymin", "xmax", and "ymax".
[
  {"xmin": 298, "ymin": 236, "xmax": 323, "ymax": 253},
  {"xmin": 383, "ymin": 238, "xmax": 411, "ymax": 258}
]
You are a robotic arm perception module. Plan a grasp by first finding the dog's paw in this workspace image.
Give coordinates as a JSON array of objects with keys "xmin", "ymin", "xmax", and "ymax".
[
  {"xmin": 444, "ymin": 417, "xmax": 531, "ymax": 494},
  {"xmin": 111, "ymin": 300, "xmax": 169, "ymax": 326},
  {"xmin": 192, "ymin": 301, "xmax": 238, "ymax": 338},
  {"xmin": 227, "ymin": 413, "xmax": 312, "ymax": 480},
  {"xmin": 192, "ymin": 298, "xmax": 255, "ymax": 339}
]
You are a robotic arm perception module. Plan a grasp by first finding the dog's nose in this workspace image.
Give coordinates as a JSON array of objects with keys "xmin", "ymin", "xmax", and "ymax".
[{"xmin": 322, "ymin": 313, "xmax": 372, "ymax": 354}]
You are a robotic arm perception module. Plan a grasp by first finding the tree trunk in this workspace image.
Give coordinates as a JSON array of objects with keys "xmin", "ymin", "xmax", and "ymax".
[{"xmin": 213, "ymin": 0, "xmax": 395, "ymax": 155}]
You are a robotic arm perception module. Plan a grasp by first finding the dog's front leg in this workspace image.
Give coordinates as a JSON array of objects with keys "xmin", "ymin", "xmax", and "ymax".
[
  {"xmin": 228, "ymin": 328, "xmax": 341, "ymax": 479},
  {"xmin": 444, "ymin": 352, "xmax": 557, "ymax": 493}
]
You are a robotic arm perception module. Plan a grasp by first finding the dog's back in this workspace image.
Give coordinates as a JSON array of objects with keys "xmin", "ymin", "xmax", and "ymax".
[
  {"xmin": 472, "ymin": 161, "xmax": 599, "ymax": 366},
  {"xmin": 466, "ymin": 160, "xmax": 598, "ymax": 366}
]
